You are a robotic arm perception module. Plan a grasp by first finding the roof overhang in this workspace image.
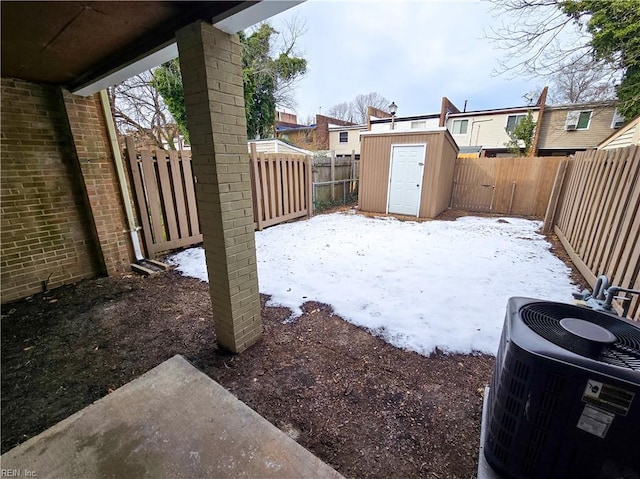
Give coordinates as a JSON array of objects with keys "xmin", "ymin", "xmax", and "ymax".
[
  {"xmin": 448, "ymin": 106, "xmax": 538, "ymax": 118},
  {"xmin": 370, "ymin": 114, "xmax": 440, "ymax": 124},
  {"xmin": 1, "ymin": 1, "xmax": 303, "ymax": 96},
  {"xmin": 546, "ymin": 100, "xmax": 618, "ymax": 111},
  {"xmin": 328, "ymin": 125, "xmax": 367, "ymax": 131},
  {"xmin": 359, "ymin": 126, "xmax": 448, "ymax": 136}
]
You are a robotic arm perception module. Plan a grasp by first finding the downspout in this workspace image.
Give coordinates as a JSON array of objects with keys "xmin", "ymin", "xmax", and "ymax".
[{"xmin": 99, "ymin": 89, "xmax": 144, "ymax": 261}]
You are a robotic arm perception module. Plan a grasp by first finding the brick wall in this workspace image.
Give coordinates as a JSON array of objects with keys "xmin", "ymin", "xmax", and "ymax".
[
  {"xmin": 62, "ymin": 90, "xmax": 133, "ymax": 275},
  {"xmin": 1, "ymin": 78, "xmax": 134, "ymax": 303},
  {"xmin": 1, "ymin": 78, "xmax": 100, "ymax": 302},
  {"xmin": 315, "ymin": 115, "xmax": 355, "ymax": 150}
]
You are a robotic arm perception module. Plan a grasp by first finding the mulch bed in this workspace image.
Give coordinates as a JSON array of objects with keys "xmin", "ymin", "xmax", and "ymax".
[
  {"xmin": 2, "ymin": 270, "xmax": 493, "ymax": 478},
  {"xmin": 1, "ymin": 209, "xmax": 584, "ymax": 478}
]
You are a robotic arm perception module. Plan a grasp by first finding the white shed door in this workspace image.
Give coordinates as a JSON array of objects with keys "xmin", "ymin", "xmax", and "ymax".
[{"xmin": 387, "ymin": 145, "xmax": 426, "ymax": 216}]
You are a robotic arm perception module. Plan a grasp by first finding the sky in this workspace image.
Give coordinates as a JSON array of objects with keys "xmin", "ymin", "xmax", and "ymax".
[
  {"xmin": 168, "ymin": 213, "xmax": 577, "ymax": 356},
  {"xmin": 266, "ymin": 0, "xmax": 547, "ymax": 120}
]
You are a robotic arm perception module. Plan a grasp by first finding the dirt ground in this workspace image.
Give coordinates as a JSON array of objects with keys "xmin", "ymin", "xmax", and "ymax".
[{"xmin": 1, "ymin": 209, "xmax": 585, "ymax": 478}]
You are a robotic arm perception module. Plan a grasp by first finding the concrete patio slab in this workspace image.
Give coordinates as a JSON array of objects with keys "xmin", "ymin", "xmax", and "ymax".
[{"xmin": 1, "ymin": 355, "xmax": 344, "ymax": 479}]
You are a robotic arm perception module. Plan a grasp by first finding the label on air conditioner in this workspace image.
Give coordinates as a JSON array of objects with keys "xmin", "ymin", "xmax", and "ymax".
[
  {"xmin": 577, "ymin": 404, "xmax": 615, "ymax": 438},
  {"xmin": 582, "ymin": 379, "xmax": 634, "ymax": 416}
]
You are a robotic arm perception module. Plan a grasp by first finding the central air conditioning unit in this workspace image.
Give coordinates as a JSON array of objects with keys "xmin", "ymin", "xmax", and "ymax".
[{"xmin": 484, "ymin": 297, "xmax": 640, "ymax": 479}]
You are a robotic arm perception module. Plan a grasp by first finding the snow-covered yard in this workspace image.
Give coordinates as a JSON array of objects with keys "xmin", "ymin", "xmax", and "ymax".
[{"xmin": 168, "ymin": 212, "xmax": 577, "ymax": 356}]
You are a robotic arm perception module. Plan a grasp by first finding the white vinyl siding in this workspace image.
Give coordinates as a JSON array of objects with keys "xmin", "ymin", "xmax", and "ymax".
[
  {"xmin": 370, "ymin": 117, "xmax": 439, "ymax": 132},
  {"xmin": 447, "ymin": 111, "xmax": 539, "ymax": 149}
]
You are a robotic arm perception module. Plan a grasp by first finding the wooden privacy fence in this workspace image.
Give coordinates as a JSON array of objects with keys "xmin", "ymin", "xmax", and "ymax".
[
  {"xmin": 124, "ymin": 138, "xmax": 202, "ymax": 258},
  {"xmin": 450, "ymin": 156, "xmax": 565, "ymax": 216},
  {"xmin": 249, "ymin": 143, "xmax": 312, "ymax": 231},
  {"xmin": 545, "ymin": 145, "xmax": 640, "ymax": 320},
  {"xmin": 125, "ymin": 141, "xmax": 312, "ymax": 256},
  {"xmin": 313, "ymin": 151, "xmax": 360, "ymax": 206}
]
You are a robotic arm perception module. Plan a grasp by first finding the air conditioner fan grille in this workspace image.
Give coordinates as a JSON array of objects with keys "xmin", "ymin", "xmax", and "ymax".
[{"xmin": 520, "ymin": 303, "xmax": 640, "ymax": 370}]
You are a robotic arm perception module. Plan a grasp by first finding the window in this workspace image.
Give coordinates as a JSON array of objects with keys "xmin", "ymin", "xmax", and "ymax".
[
  {"xmin": 411, "ymin": 120, "xmax": 426, "ymax": 129},
  {"xmin": 452, "ymin": 119, "xmax": 468, "ymax": 135},
  {"xmin": 339, "ymin": 131, "xmax": 348, "ymax": 143},
  {"xmin": 505, "ymin": 114, "xmax": 527, "ymax": 133},
  {"xmin": 611, "ymin": 109, "xmax": 625, "ymax": 128},
  {"xmin": 565, "ymin": 110, "xmax": 592, "ymax": 130}
]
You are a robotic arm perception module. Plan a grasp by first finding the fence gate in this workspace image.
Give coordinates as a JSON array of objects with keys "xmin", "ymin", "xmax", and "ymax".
[
  {"xmin": 450, "ymin": 158, "xmax": 497, "ymax": 212},
  {"xmin": 249, "ymin": 143, "xmax": 312, "ymax": 230},
  {"xmin": 125, "ymin": 138, "xmax": 202, "ymax": 258}
]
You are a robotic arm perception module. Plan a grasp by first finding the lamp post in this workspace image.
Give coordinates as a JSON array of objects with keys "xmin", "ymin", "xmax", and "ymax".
[{"xmin": 389, "ymin": 101, "xmax": 398, "ymax": 130}]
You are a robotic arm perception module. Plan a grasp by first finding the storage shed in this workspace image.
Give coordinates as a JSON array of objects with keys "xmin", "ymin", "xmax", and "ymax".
[{"xmin": 358, "ymin": 128, "xmax": 459, "ymax": 218}]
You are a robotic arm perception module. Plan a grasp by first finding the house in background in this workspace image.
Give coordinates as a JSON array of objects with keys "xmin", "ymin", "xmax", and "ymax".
[
  {"xmin": 598, "ymin": 114, "xmax": 640, "ymax": 150},
  {"xmin": 439, "ymin": 90, "xmax": 547, "ymax": 157},
  {"xmin": 276, "ymin": 110, "xmax": 300, "ymax": 129},
  {"xmin": 276, "ymin": 114, "xmax": 355, "ymax": 151},
  {"xmin": 325, "ymin": 106, "xmax": 400, "ymax": 158},
  {"xmin": 537, "ymin": 101, "xmax": 625, "ymax": 156},
  {"xmin": 369, "ymin": 112, "xmax": 440, "ymax": 132},
  {"xmin": 328, "ymin": 124, "xmax": 366, "ymax": 158}
]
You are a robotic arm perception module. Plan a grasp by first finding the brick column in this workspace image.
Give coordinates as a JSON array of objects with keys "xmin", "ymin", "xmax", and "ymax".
[
  {"xmin": 176, "ymin": 21, "xmax": 261, "ymax": 353},
  {"xmin": 62, "ymin": 90, "xmax": 134, "ymax": 275}
]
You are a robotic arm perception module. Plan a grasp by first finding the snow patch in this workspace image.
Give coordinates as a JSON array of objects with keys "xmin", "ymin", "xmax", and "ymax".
[{"xmin": 168, "ymin": 213, "xmax": 577, "ymax": 356}]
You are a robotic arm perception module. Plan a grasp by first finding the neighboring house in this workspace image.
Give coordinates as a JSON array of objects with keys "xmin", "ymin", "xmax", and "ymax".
[
  {"xmin": 445, "ymin": 105, "xmax": 542, "ymax": 157},
  {"xmin": 276, "ymin": 114, "xmax": 355, "ymax": 151},
  {"xmin": 328, "ymin": 124, "xmax": 367, "ymax": 158},
  {"xmin": 438, "ymin": 91, "xmax": 547, "ymax": 157},
  {"xmin": 276, "ymin": 110, "xmax": 299, "ymax": 128},
  {"xmin": 369, "ymin": 113, "xmax": 440, "ymax": 133},
  {"xmin": 277, "ymin": 124, "xmax": 318, "ymax": 150},
  {"xmin": 328, "ymin": 113, "xmax": 441, "ymax": 158},
  {"xmin": 537, "ymin": 101, "xmax": 624, "ymax": 156},
  {"xmin": 248, "ymin": 138, "xmax": 313, "ymax": 156},
  {"xmin": 598, "ymin": 115, "xmax": 640, "ymax": 150}
]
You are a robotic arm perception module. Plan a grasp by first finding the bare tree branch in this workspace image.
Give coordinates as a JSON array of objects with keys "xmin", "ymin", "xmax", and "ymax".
[
  {"xmin": 548, "ymin": 56, "xmax": 618, "ymax": 104},
  {"xmin": 484, "ymin": 0, "xmax": 593, "ymax": 78},
  {"xmin": 327, "ymin": 93, "xmax": 389, "ymax": 124},
  {"xmin": 110, "ymin": 70, "xmax": 178, "ymax": 149},
  {"xmin": 325, "ymin": 102, "xmax": 354, "ymax": 123}
]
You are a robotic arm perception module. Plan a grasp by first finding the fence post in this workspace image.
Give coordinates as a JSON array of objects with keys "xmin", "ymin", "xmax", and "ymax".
[
  {"xmin": 249, "ymin": 142, "xmax": 264, "ymax": 231},
  {"xmin": 351, "ymin": 149, "xmax": 356, "ymax": 195},
  {"xmin": 543, "ymin": 160, "xmax": 569, "ymax": 233},
  {"xmin": 306, "ymin": 155, "xmax": 313, "ymax": 218},
  {"xmin": 330, "ymin": 150, "xmax": 336, "ymax": 201}
]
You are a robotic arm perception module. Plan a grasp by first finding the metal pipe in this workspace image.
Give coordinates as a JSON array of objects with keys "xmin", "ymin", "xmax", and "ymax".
[
  {"xmin": 593, "ymin": 275, "xmax": 610, "ymax": 300},
  {"xmin": 604, "ymin": 286, "xmax": 640, "ymax": 316},
  {"xmin": 99, "ymin": 89, "xmax": 144, "ymax": 261},
  {"xmin": 313, "ymin": 179, "xmax": 357, "ymax": 186}
]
